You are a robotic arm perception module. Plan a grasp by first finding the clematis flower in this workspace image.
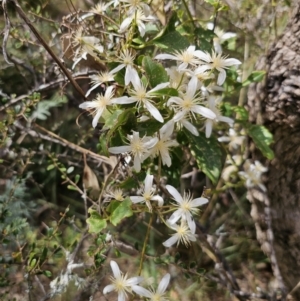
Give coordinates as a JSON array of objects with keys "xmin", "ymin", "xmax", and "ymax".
[
  {"xmin": 113, "ymin": 74, "xmax": 169, "ymax": 123},
  {"xmin": 85, "ymin": 70, "xmax": 116, "ymax": 97},
  {"xmin": 108, "ymin": 131, "xmax": 158, "ymax": 172},
  {"xmin": 155, "ymin": 45, "xmax": 202, "ymax": 71},
  {"xmin": 218, "ymin": 128, "xmax": 245, "ymax": 150},
  {"xmin": 166, "ymin": 185, "xmax": 208, "ymax": 230},
  {"xmin": 204, "ymin": 96, "xmax": 234, "ymax": 138},
  {"xmin": 163, "ymin": 220, "xmax": 197, "ymax": 247},
  {"xmin": 132, "ymin": 273, "xmax": 170, "ymax": 301},
  {"xmin": 238, "ymin": 160, "xmax": 268, "ymax": 192},
  {"xmin": 149, "ymin": 122, "xmax": 179, "ymax": 166},
  {"xmin": 79, "ymin": 86, "xmax": 117, "ymax": 128},
  {"xmin": 130, "ymin": 174, "xmax": 163, "ymax": 211},
  {"xmin": 167, "ymin": 77, "xmax": 216, "ymax": 121},
  {"xmin": 110, "ymin": 49, "xmax": 138, "ymax": 86},
  {"xmin": 194, "ymin": 50, "xmax": 241, "ymax": 85},
  {"xmin": 119, "ymin": 9, "xmax": 156, "ymax": 37},
  {"xmin": 105, "ymin": 188, "xmax": 125, "ymax": 202},
  {"xmin": 103, "ymin": 260, "xmax": 143, "ymax": 301}
]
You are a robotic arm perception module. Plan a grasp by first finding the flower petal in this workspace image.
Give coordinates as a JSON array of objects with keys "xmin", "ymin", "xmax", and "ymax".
[
  {"xmin": 191, "ymin": 197, "xmax": 209, "ymax": 207},
  {"xmin": 132, "ymin": 285, "xmax": 152, "ymax": 298},
  {"xmin": 92, "ymin": 107, "xmax": 104, "ymax": 128},
  {"xmin": 144, "ymin": 101, "xmax": 164, "ymax": 123},
  {"xmin": 157, "ymin": 273, "xmax": 171, "ymax": 294},
  {"xmin": 103, "ymin": 284, "xmax": 115, "ymax": 294},
  {"xmin": 163, "ymin": 234, "xmax": 178, "ymax": 247},
  {"xmin": 108, "ymin": 145, "xmax": 131, "ymax": 154},
  {"xmin": 144, "ymin": 174, "xmax": 153, "ymax": 194},
  {"xmin": 192, "ymin": 106, "xmax": 216, "ymax": 119},
  {"xmin": 165, "ymin": 185, "xmax": 183, "ymax": 204},
  {"xmin": 181, "ymin": 120, "xmax": 199, "ymax": 136},
  {"xmin": 110, "ymin": 260, "xmax": 121, "ymax": 278},
  {"xmin": 130, "ymin": 196, "xmax": 145, "ymax": 204}
]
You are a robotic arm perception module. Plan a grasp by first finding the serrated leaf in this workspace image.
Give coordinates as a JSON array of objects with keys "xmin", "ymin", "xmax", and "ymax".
[
  {"xmin": 242, "ymin": 71, "xmax": 266, "ymax": 87},
  {"xmin": 154, "ymin": 31, "xmax": 189, "ymax": 51},
  {"xmin": 86, "ymin": 209, "xmax": 107, "ymax": 233},
  {"xmin": 143, "ymin": 56, "xmax": 169, "ymax": 88},
  {"xmin": 186, "ymin": 131, "xmax": 226, "ymax": 184},
  {"xmin": 110, "ymin": 198, "xmax": 133, "ymax": 226},
  {"xmin": 247, "ymin": 125, "xmax": 274, "ymax": 159}
]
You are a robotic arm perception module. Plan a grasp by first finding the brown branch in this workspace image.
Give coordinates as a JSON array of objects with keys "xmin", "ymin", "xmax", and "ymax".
[
  {"xmin": 14, "ymin": 121, "xmax": 114, "ymax": 167},
  {"xmin": 7, "ymin": 0, "xmax": 86, "ymax": 99}
]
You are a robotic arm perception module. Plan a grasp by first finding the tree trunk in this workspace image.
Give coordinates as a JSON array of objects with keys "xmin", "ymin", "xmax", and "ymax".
[{"xmin": 247, "ymin": 4, "xmax": 300, "ymax": 299}]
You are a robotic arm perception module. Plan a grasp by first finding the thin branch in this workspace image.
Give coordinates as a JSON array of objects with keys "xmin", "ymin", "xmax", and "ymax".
[
  {"xmin": 2, "ymin": 0, "xmax": 13, "ymax": 65},
  {"xmin": 7, "ymin": 0, "xmax": 86, "ymax": 99}
]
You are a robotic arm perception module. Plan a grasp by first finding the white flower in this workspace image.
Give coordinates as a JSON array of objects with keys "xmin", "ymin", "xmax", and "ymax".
[
  {"xmin": 71, "ymin": 28, "xmax": 104, "ymax": 69},
  {"xmin": 167, "ymin": 77, "xmax": 216, "ymax": 121},
  {"xmin": 166, "ymin": 185, "xmax": 208, "ymax": 230},
  {"xmin": 238, "ymin": 160, "xmax": 268, "ymax": 191},
  {"xmin": 207, "ymin": 23, "xmax": 237, "ymax": 54},
  {"xmin": 119, "ymin": 9, "xmax": 156, "ymax": 37},
  {"xmin": 90, "ymin": 1, "xmax": 113, "ymax": 14},
  {"xmin": 163, "ymin": 116, "xmax": 199, "ymax": 137},
  {"xmin": 119, "ymin": 0, "xmax": 151, "ymax": 15},
  {"xmin": 194, "ymin": 50, "xmax": 241, "ymax": 85},
  {"xmin": 113, "ymin": 74, "xmax": 169, "ymax": 123},
  {"xmin": 110, "ymin": 49, "xmax": 138, "ymax": 85},
  {"xmin": 130, "ymin": 174, "xmax": 163, "ymax": 211},
  {"xmin": 163, "ymin": 221, "xmax": 197, "ymax": 247},
  {"xmin": 166, "ymin": 66, "xmax": 189, "ymax": 91},
  {"xmin": 149, "ymin": 122, "xmax": 179, "ymax": 166},
  {"xmin": 105, "ymin": 188, "xmax": 125, "ymax": 201},
  {"xmin": 155, "ymin": 45, "xmax": 202, "ymax": 71},
  {"xmin": 132, "ymin": 273, "xmax": 170, "ymax": 301},
  {"xmin": 85, "ymin": 70, "xmax": 116, "ymax": 97},
  {"xmin": 79, "ymin": 86, "xmax": 116, "ymax": 128},
  {"xmin": 204, "ymin": 96, "xmax": 234, "ymax": 138},
  {"xmin": 108, "ymin": 131, "xmax": 158, "ymax": 172},
  {"xmin": 218, "ymin": 128, "xmax": 245, "ymax": 150},
  {"xmin": 103, "ymin": 260, "xmax": 143, "ymax": 301}
]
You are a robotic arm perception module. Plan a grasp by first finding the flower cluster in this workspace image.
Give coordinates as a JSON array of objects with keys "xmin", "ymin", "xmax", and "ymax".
[{"xmin": 103, "ymin": 260, "xmax": 170, "ymax": 301}]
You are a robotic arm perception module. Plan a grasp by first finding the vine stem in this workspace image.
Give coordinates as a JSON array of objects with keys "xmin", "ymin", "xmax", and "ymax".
[
  {"xmin": 138, "ymin": 213, "xmax": 154, "ymax": 275},
  {"xmin": 182, "ymin": 0, "xmax": 196, "ymax": 30}
]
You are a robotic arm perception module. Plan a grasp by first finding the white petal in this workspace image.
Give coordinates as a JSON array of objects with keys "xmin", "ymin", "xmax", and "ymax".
[
  {"xmin": 157, "ymin": 273, "xmax": 171, "ymax": 294},
  {"xmin": 108, "ymin": 145, "xmax": 131, "ymax": 154},
  {"xmin": 144, "ymin": 174, "xmax": 153, "ymax": 193},
  {"xmin": 205, "ymin": 120, "xmax": 213, "ymax": 138},
  {"xmin": 119, "ymin": 16, "xmax": 133, "ymax": 33},
  {"xmin": 144, "ymin": 101, "xmax": 164, "ymax": 123},
  {"xmin": 103, "ymin": 284, "xmax": 115, "ymax": 294},
  {"xmin": 165, "ymin": 185, "xmax": 183, "ymax": 203},
  {"xmin": 92, "ymin": 107, "xmax": 104, "ymax": 128},
  {"xmin": 173, "ymin": 110, "xmax": 186, "ymax": 122},
  {"xmin": 167, "ymin": 209, "xmax": 183, "ymax": 224},
  {"xmin": 118, "ymin": 291, "xmax": 126, "ymax": 301},
  {"xmin": 186, "ymin": 77, "xmax": 197, "ymax": 99},
  {"xmin": 224, "ymin": 58, "xmax": 241, "ymax": 66},
  {"xmin": 137, "ymin": 20, "xmax": 146, "ymax": 37},
  {"xmin": 194, "ymin": 50, "xmax": 210, "ymax": 62},
  {"xmin": 163, "ymin": 234, "xmax": 178, "ymax": 247},
  {"xmin": 113, "ymin": 96, "xmax": 136, "ymax": 104},
  {"xmin": 127, "ymin": 276, "xmax": 144, "ymax": 286},
  {"xmin": 160, "ymin": 119, "xmax": 174, "ymax": 137},
  {"xmin": 167, "ymin": 96, "xmax": 183, "ymax": 107},
  {"xmin": 217, "ymin": 69, "xmax": 226, "ymax": 85},
  {"xmin": 151, "ymin": 195, "xmax": 164, "ymax": 206},
  {"xmin": 110, "ymin": 63, "xmax": 125, "ymax": 74},
  {"xmin": 125, "ymin": 65, "xmax": 139, "ymax": 86},
  {"xmin": 149, "ymin": 82, "xmax": 170, "ymax": 93},
  {"xmin": 155, "ymin": 53, "xmax": 178, "ymax": 60},
  {"xmin": 79, "ymin": 101, "xmax": 97, "ymax": 109},
  {"xmin": 192, "ymin": 105, "xmax": 216, "ymax": 119},
  {"xmin": 160, "ymin": 149, "xmax": 172, "ymax": 167},
  {"xmin": 218, "ymin": 116, "xmax": 234, "ymax": 125},
  {"xmin": 188, "ymin": 219, "xmax": 196, "ymax": 234},
  {"xmin": 144, "ymin": 137, "xmax": 159, "ymax": 149},
  {"xmin": 110, "ymin": 260, "xmax": 121, "ymax": 278},
  {"xmin": 133, "ymin": 155, "xmax": 141, "ymax": 172},
  {"xmin": 132, "ymin": 285, "xmax": 152, "ymax": 298},
  {"xmin": 181, "ymin": 120, "xmax": 199, "ymax": 136},
  {"xmin": 85, "ymin": 83, "xmax": 101, "ymax": 97},
  {"xmin": 130, "ymin": 196, "xmax": 145, "ymax": 204},
  {"xmin": 191, "ymin": 197, "xmax": 209, "ymax": 207}
]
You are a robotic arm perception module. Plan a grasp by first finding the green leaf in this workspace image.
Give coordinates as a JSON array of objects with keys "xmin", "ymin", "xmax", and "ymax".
[
  {"xmin": 232, "ymin": 106, "xmax": 249, "ymax": 121},
  {"xmin": 110, "ymin": 198, "xmax": 133, "ymax": 226},
  {"xmin": 47, "ymin": 164, "xmax": 55, "ymax": 171},
  {"xmin": 67, "ymin": 185, "xmax": 78, "ymax": 191},
  {"xmin": 149, "ymin": 87, "xmax": 179, "ymax": 97},
  {"xmin": 186, "ymin": 131, "xmax": 226, "ymax": 184},
  {"xmin": 194, "ymin": 27, "xmax": 215, "ymax": 52},
  {"xmin": 153, "ymin": 31, "xmax": 189, "ymax": 51},
  {"xmin": 247, "ymin": 125, "xmax": 274, "ymax": 159},
  {"xmin": 142, "ymin": 56, "xmax": 169, "ymax": 88},
  {"xmin": 86, "ymin": 209, "xmax": 107, "ymax": 233},
  {"xmin": 43, "ymin": 270, "xmax": 52, "ymax": 278},
  {"xmin": 242, "ymin": 71, "xmax": 266, "ymax": 87},
  {"xmin": 103, "ymin": 109, "xmax": 123, "ymax": 130}
]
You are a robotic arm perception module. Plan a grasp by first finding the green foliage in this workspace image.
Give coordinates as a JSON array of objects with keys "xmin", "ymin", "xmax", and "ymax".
[
  {"xmin": 143, "ymin": 56, "xmax": 169, "ymax": 87},
  {"xmin": 247, "ymin": 124, "xmax": 274, "ymax": 159},
  {"xmin": 87, "ymin": 209, "xmax": 107, "ymax": 234}
]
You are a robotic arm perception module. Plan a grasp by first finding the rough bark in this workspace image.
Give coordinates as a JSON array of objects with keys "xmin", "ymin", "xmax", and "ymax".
[{"xmin": 247, "ymin": 4, "xmax": 300, "ymax": 299}]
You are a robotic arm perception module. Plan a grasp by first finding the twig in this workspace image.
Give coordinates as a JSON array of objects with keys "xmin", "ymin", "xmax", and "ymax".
[
  {"xmin": 2, "ymin": 0, "xmax": 13, "ymax": 65},
  {"xmin": 7, "ymin": 0, "xmax": 86, "ymax": 99},
  {"xmin": 14, "ymin": 121, "xmax": 114, "ymax": 166}
]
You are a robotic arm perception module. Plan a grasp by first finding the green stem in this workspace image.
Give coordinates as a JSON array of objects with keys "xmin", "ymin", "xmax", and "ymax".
[{"xmin": 138, "ymin": 213, "xmax": 153, "ymax": 275}]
